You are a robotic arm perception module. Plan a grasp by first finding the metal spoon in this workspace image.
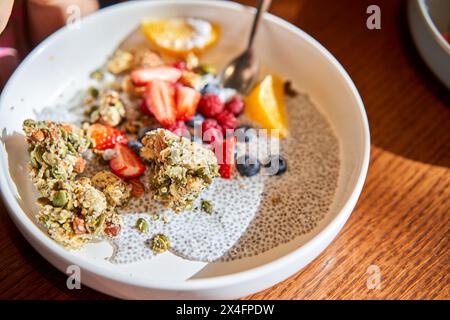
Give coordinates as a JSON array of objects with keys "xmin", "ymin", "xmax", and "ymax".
[{"xmin": 220, "ymin": 0, "xmax": 272, "ymax": 95}]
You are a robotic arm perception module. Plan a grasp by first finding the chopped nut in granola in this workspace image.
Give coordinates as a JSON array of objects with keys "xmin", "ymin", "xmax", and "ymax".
[
  {"xmin": 128, "ymin": 178, "xmax": 145, "ymax": 198},
  {"xmin": 91, "ymin": 171, "xmax": 132, "ymax": 207}
]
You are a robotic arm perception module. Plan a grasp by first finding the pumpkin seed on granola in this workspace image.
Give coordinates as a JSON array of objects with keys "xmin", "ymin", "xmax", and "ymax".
[{"xmin": 52, "ymin": 190, "xmax": 68, "ymax": 207}]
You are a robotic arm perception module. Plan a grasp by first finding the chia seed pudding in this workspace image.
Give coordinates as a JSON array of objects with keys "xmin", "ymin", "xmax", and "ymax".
[{"xmin": 25, "ymin": 17, "xmax": 340, "ymax": 264}]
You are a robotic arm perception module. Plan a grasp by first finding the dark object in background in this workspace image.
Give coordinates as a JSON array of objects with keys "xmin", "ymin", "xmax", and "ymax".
[{"xmin": 99, "ymin": 0, "xmax": 125, "ymax": 7}]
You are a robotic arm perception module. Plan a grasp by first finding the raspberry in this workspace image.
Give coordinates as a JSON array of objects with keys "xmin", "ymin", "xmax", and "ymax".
[
  {"xmin": 167, "ymin": 121, "xmax": 189, "ymax": 137},
  {"xmin": 216, "ymin": 110, "xmax": 238, "ymax": 130},
  {"xmin": 140, "ymin": 98, "xmax": 152, "ymax": 116},
  {"xmin": 217, "ymin": 137, "xmax": 236, "ymax": 179},
  {"xmin": 225, "ymin": 95, "xmax": 244, "ymax": 115},
  {"xmin": 219, "ymin": 164, "xmax": 233, "ymax": 179},
  {"xmin": 201, "ymin": 118, "xmax": 221, "ymax": 132},
  {"xmin": 172, "ymin": 60, "xmax": 187, "ymax": 70},
  {"xmin": 201, "ymin": 118, "xmax": 223, "ymax": 143},
  {"xmin": 198, "ymin": 94, "xmax": 224, "ymax": 118}
]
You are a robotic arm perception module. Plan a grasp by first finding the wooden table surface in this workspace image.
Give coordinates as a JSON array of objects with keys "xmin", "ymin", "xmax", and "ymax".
[{"xmin": 0, "ymin": 0, "xmax": 448, "ymax": 300}]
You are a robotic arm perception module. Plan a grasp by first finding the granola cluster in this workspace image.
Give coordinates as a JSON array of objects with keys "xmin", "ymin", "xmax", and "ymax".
[
  {"xmin": 23, "ymin": 120, "xmax": 129, "ymax": 249},
  {"xmin": 107, "ymin": 48, "xmax": 163, "ymax": 75},
  {"xmin": 87, "ymin": 90, "xmax": 126, "ymax": 127},
  {"xmin": 140, "ymin": 129, "xmax": 219, "ymax": 212},
  {"xmin": 23, "ymin": 119, "xmax": 90, "ymax": 183}
]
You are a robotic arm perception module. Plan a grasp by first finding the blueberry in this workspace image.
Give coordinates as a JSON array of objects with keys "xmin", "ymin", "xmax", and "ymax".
[
  {"xmin": 236, "ymin": 155, "xmax": 260, "ymax": 177},
  {"xmin": 263, "ymin": 155, "xmax": 287, "ymax": 176},
  {"xmin": 201, "ymin": 83, "xmax": 221, "ymax": 96},
  {"xmin": 138, "ymin": 126, "xmax": 159, "ymax": 140},
  {"xmin": 128, "ymin": 140, "xmax": 143, "ymax": 155},
  {"xmin": 235, "ymin": 125, "xmax": 256, "ymax": 143},
  {"xmin": 186, "ymin": 113, "xmax": 205, "ymax": 128}
]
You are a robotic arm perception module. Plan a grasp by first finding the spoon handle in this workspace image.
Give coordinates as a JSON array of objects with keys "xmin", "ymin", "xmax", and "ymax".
[{"xmin": 247, "ymin": 0, "xmax": 272, "ymax": 49}]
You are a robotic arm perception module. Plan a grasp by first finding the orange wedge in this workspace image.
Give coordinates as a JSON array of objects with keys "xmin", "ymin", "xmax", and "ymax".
[
  {"xmin": 141, "ymin": 18, "xmax": 220, "ymax": 57},
  {"xmin": 244, "ymin": 74, "xmax": 288, "ymax": 138}
]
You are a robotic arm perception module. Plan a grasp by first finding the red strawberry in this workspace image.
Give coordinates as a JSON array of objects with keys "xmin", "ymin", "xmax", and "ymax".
[
  {"xmin": 87, "ymin": 124, "xmax": 127, "ymax": 150},
  {"xmin": 216, "ymin": 110, "xmax": 238, "ymax": 130},
  {"xmin": 109, "ymin": 143, "xmax": 145, "ymax": 179},
  {"xmin": 225, "ymin": 95, "xmax": 244, "ymax": 115},
  {"xmin": 140, "ymin": 98, "xmax": 152, "ymax": 116},
  {"xmin": 131, "ymin": 66, "xmax": 182, "ymax": 86},
  {"xmin": 201, "ymin": 118, "xmax": 223, "ymax": 144},
  {"xmin": 198, "ymin": 94, "xmax": 224, "ymax": 118},
  {"xmin": 145, "ymin": 79, "xmax": 177, "ymax": 127},
  {"xmin": 216, "ymin": 137, "xmax": 236, "ymax": 179},
  {"xmin": 176, "ymin": 85, "xmax": 201, "ymax": 121}
]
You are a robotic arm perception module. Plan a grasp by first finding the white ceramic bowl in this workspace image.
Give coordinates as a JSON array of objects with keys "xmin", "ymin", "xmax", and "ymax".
[
  {"xmin": 0, "ymin": 1, "xmax": 370, "ymax": 299},
  {"xmin": 408, "ymin": 0, "xmax": 450, "ymax": 88}
]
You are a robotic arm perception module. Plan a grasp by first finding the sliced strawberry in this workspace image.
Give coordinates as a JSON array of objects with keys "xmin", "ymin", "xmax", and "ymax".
[
  {"xmin": 145, "ymin": 79, "xmax": 177, "ymax": 127},
  {"xmin": 87, "ymin": 124, "xmax": 127, "ymax": 150},
  {"xmin": 131, "ymin": 66, "xmax": 182, "ymax": 86},
  {"xmin": 215, "ymin": 136, "xmax": 236, "ymax": 179},
  {"xmin": 175, "ymin": 85, "xmax": 201, "ymax": 121},
  {"xmin": 109, "ymin": 143, "xmax": 145, "ymax": 179}
]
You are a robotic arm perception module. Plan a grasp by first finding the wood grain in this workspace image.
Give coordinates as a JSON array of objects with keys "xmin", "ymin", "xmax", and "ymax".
[{"xmin": 0, "ymin": 0, "xmax": 448, "ymax": 300}]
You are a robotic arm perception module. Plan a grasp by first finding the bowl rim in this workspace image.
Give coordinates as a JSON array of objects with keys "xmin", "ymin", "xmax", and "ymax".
[
  {"xmin": 417, "ymin": 0, "xmax": 450, "ymax": 54},
  {"xmin": 0, "ymin": 0, "xmax": 370, "ymax": 291}
]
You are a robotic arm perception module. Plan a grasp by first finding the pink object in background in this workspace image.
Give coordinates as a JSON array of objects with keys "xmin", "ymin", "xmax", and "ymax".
[
  {"xmin": 0, "ymin": 48, "xmax": 18, "ymax": 90},
  {"xmin": 0, "ymin": 0, "xmax": 99, "ymax": 90},
  {"xmin": 0, "ymin": 0, "xmax": 29, "ymax": 58}
]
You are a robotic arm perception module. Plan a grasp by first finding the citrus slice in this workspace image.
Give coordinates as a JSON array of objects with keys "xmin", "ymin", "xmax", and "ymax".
[
  {"xmin": 244, "ymin": 74, "xmax": 288, "ymax": 138},
  {"xmin": 141, "ymin": 17, "xmax": 220, "ymax": 57}
]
